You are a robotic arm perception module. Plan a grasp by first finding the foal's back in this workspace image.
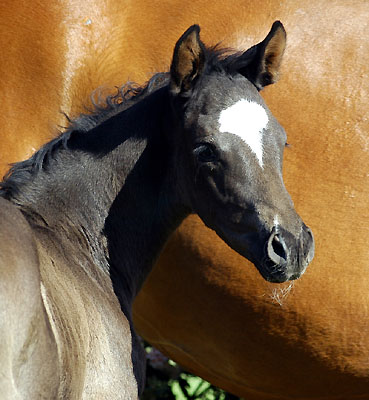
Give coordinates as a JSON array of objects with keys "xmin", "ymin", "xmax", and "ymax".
[
  {"xmin": 0, "ymin": 197, "xmax": 59, "ymax": 398},
  {"xmin": 0, "ymin": 197, "xmax": 139, "ymax": 399}
]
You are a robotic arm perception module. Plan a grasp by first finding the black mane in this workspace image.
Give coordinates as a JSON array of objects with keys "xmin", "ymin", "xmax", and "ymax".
[
  {"xmin": 0, "ymin": 72, "xmax": 170, "ymax": 200},
  {"xmin": 0, "ymin": 45, "xmax": 254, "ymax": 201}
]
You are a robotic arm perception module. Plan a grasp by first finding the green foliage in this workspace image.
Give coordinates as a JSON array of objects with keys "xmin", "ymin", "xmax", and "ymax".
[
  {"xmin": 171, "ymin": 373, "xmax": 231, "ymax": 400},
  {"xmin": 142, "ymin": 344, "xmax": 242, "ymax": 400}
]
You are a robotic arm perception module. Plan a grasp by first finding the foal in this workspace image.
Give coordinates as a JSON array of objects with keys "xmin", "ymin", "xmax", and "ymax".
[{"xmin": 0, "ymin": 23, "xmax": 313, "ymax": 398}]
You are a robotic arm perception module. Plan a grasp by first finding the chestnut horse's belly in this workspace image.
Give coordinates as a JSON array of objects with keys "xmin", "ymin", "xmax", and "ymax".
[{"xmin": 1, "ymin": 1, "xmax": 369, "ymax": 399}]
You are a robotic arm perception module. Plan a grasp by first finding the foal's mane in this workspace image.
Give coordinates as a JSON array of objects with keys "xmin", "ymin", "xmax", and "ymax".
[
  {"xmin": 0, "ymin": 45, "xmax": 254, "ymax": 200},
  {"xmin": 0, "ymin": 72, "xmax": 170, "ymax": 199}
]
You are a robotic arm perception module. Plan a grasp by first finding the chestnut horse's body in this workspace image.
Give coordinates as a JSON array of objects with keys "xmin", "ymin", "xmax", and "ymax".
[{"xmin": 1, "ymin": 1, "xmax": 368, "ymax": 399}]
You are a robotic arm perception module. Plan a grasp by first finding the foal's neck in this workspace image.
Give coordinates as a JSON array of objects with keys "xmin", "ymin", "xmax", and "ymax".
[{"xmin": 27, "ymin": 86, "xmax": 187, "ymax": 306}]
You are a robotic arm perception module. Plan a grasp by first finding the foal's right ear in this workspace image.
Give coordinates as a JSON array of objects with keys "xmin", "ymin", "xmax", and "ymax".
[{"xmin": 170, "ymin": 25, "xmax": 206, "ymax": 96}]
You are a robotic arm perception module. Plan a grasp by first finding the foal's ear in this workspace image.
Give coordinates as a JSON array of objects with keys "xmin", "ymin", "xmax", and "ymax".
[
  {"xmin": 170, "ymin": 25, "xmax": 206, "ymax": 96},
  {"xmin": 239, "ymin": 21, "xmax": 286, "ymax": 90}
]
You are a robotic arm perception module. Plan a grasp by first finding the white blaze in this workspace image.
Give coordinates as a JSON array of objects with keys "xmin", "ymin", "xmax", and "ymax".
[{"xmin": 218, "ymin": 99, "xmax": 269, "ymax": 167}]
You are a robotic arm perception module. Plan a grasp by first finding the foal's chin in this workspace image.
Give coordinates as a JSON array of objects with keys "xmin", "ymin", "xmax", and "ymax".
[{"xmin": 253, "ymin": 262, "xmax": 305, "ymax": 284}]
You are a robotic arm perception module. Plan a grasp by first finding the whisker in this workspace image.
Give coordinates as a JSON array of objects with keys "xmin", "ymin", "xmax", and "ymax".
[{"xmin": 268, "ymin": 281, "xmax": 295, "ymax": 306}]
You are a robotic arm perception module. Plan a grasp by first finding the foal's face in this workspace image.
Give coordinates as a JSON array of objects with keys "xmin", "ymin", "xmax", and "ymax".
[
  {"xmin": 180, "ymin": 73, "xmax": 313, "ymax": 282},
  {"xmin": 170, "ymin": 24, "xmax": 314, "ymax": 282}
]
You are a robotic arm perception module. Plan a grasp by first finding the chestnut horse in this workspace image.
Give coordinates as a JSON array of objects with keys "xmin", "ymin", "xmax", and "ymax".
[{"xmin": 1, "ymin": 1, "xmax": 368, "ymax": 399}]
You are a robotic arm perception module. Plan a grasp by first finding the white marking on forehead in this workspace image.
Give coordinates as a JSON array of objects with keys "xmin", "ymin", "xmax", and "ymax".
[{"xmin": 218, "ymin": 99, "xmax": 268, "ymax": 167}]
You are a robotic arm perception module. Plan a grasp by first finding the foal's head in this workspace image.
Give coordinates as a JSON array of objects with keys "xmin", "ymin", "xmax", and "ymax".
[{"xmin": 168, "ymin": 23, "xmax": 314, "ymax": 283}]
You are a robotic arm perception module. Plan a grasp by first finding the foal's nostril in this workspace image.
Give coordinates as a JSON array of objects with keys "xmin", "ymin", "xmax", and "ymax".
[
  {"xmin": 272, "ymin": 235, "xmax": 286, "ymax": 260},
  {"xmin": 267, "ymin": 231, "xmax": 288, "ymax": 266}
]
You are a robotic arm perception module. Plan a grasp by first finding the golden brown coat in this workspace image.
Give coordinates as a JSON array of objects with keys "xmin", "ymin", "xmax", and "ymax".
[{"xmin": 1, "ymin": 1, "xmax": 368, "ymax": 399}]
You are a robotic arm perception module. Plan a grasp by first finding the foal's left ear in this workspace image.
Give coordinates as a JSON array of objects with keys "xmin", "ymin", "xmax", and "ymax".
[
  {"xmin": 239, "ymin": 21, "xmax": 286, "ymax": 90},
  {"xmin": 170, "ymin": 25, "xmax": 206, "ymax": 96}
]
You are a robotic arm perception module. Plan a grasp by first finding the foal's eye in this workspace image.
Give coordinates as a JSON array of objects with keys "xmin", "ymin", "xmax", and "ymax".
[{"xmin": 193, "ymin": 144, "xmax": 218, "ymax": 163}]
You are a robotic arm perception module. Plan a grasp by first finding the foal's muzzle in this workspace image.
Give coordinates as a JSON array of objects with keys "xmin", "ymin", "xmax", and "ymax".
[{"xmin": 263, "ymin": 225, "xmax": 315, "ymax": 282}]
